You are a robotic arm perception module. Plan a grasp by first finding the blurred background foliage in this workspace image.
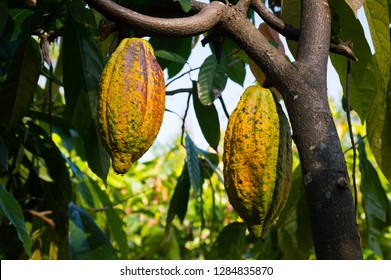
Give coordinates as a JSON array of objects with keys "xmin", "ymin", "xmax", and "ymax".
[{"xmin": 0, "ymin": 0, "xmax": 390, "ymax": 260}]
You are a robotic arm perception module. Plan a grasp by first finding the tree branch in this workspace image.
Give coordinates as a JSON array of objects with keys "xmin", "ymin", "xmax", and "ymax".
[
  {"xmin": 166, "ymin": 88, "xmax": 193, "ymax": 96},
  {"xmin": 296, "ymin": 0, "xmax": 331, "ymax": 73},
  {"xmin": 166, "ymin": 67, "xmax": 200, "ymax": 88},
  {"xmin": 250, "ymin": 0, "xmax": 357, "ymax": 61},
  {"xmin": 219, "ymin": 96, "xmax": 230, "ymax": 119},
  {"xmin": 236, "ymin": 0, "xmax": 252, "ymax": 15},
  {"xmin": 219, "ymin": 5, "xmax": 293, "ymax": 99},
  {"xmin": 329, "ymin": 38, "xmax": 357, "ymax": 61},
  {"xmin": 84, "ymin": 0, "xmax": 225, "ymax": 37},
  {"xmin": 85, "ymin": 0, "xmax": 292, "ymax": 99},
  {"xmin": 27, "ymin": 210, "xmax": 55, "ymax": 229},
  {"xmin": 251, "ymin": 0, "xmax": 298, "ymax": 40},
  {"xmin": 190, "ymin": 0, "xmax": 208, "ymax": 12}
]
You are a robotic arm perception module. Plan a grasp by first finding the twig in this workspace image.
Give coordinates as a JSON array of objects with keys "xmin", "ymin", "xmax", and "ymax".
[
  {"xmin": 250, "ymin": 0, "xmax": 357, "ymax": 61},
  {"xmin": 345, "ymin": 59, "xmax": 358, "ymax": 215},
  {"xmin": 181, "ymin": 92, "xmax": 192, "ymax": 147},
  {"xmin": 330, "ymin": 38, "xmax": 357, "ymax": 61},
  {"xmin": 201, "ymin": 27, "xmax": 225, "ymax": 63},
  {"xmin": 166, "ymin": 67, "xmax": 200, "ymax": 88},
  {"xmin": 344, "ymin": 135, "xmax": 367, "ymax": 154},
  {"xmin": 48, "ymin": 64, "xmax": 53, "ymax": 140},
  {"xmin": 27, "ymin": 210, "xmax": 55, "ymax": 229},
  {"xmin": 251, "ymin": 0, "xmax": 297, "ymax": 40},
  {"xmin": 166, "ymin": 88, "xmax": 193, "ymax": 96},
  {"xmin": 218, "ymin": 96, "xmax": 230, "ymax": 119},
  {"xmin": 84, "ymin": 0, "xmax": 226, "ymax": 37}
]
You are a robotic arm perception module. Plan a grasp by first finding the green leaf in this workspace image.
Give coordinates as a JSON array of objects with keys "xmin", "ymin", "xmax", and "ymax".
[
  {"xmin": 23, "ymin": 149, "xmax": 54, "ymax": 183},
  {"xmin": 185, "ymin": 134, "xmax": 202, "ymax": 193},
  {"xmin": 198, "ymin": 147, "xmax": 219, "ymax": 166},
  {"xmin": 26, "ymin": 122, "xmax": 73, "ymax": 210},
  {"xmin": 166, "ymin": 162, "xmax": 191, "ymax": 227},
  {"xmin": 358, "ymin": 136, "xmax": 389, "ymax": 257},
  {"xmin": 154, "ymin": 49, "xmax": 187, "ymax": 64},
  {"xmin": 365, "ymin": 0, "xmax": 391, "ymax": 183},
  {"xmin": 329, "ymin": 0, "xmax": 379, "ymax": 121},
  {"xmin": 68, "ymin": 202, "xmax": 118, "ymax": 260},
  {"xmin": 277, "ymin": 165, "xmax": 312, "ymax": 259},
  {"xmin": 388, "ymin": 0, "xmax": 391, "ymax": 19},
  {"xmin": 46, "ymin": 40, "xmax": 65, "ymax": 107},
  {"xmin": 227, "ymin": 58, "xmax": 246, "ymax": 86},
  {"xmin": 76, "ymin": 180, "xmax": 96, "ymax": 209},
  {"xmin": 63, "ymin": 4, "xmax": 110, "ymax": 183},
  {"xmin": 0, "ymin": 184, "xmax": 32, "ymax": 256},
  {"xmin": 173, "ymin": 0, "xmax": 191, "ymax": 13},
  {"xmin": 0, "ymin": 37, "xmax": 41, "ymax": 131},
  {"xmin": 7, "ymin": 8, "xmax": 35, "ymax": 41},
  {"xmin": 87, "ymin": 177, "xmax": 129, "ymax": 259},
  {"xmin": 28, "ymin": 107, "xmax": 73, "ymax": 131},
  {"xmin": 41, "ymin": 65, "xmax": 63, "ymax": 87},
  {"xmin": 364, "ymin": 0, "xmax": 390, "ymax": 90},
  {"xmin": 198, "ymin": 148, "xmax": 224, "ymax": 183},
  {"xmin": 68, "ymin": 156, "xmax": 128, "ymax": 259},
  {"xmin": 250, "ymin": 228, "xmax": 281, "ymax": 260},
  {"xmin": 281, "ymin": 0, "xmax": 300, "ymax": 57},
  {"xmin": 197, "ymin": 55, "xmax": 228, "ymax": 105},
  {"xmin": 139, "ymin": 224, "xmax": 165, "ymax": 259},
  {"xmin": 161, "ymin": 226, "xmax": 181, "ymax": 259},
  {"xmin": 192, "ymin": 81, "xmax": 220, "ymax": 150},
  {"xmin": 207, "ymin": 222, "xmax": 247, "ymax": 259},
  {"xmin": 367, "ymin": 86, "xmax": 391, "ymax": 183},
  {"xmin": 149, "ymin": 37, "xmax": 192, "ymax": 78}
]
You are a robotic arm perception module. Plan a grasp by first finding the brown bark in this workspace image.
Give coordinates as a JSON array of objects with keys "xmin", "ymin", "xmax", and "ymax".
[{"xmin": 84, "ymin": 0, "xmax": 363, "ymax": 259}]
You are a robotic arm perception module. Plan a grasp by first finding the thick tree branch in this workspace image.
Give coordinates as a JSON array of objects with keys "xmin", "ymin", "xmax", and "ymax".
[
  {"xmin": 84, "ymin": 0, "xmax": 225, "ymax": 37},
  {"xmin": 296, "ymin": 0, "xmax": 331, "ymax": 74},
  {"xmin": 190, "ymin": 0, "xmax": 208, "ymax": 12},
  {"xmin": 278, "ymin": 0, "xmax": 362, "ymax": 259},
  {"xmin": 219, "ymin": 6, "xmax": 293, "ymax": 98},
  {"xmin": 85, "ymin": 0, "xmax": 292, "ymax": 98},
  {"xmin": 235, "ymin": 0, "xmax": 252, "ymax": 15},
  {"xmin": 251, "ymin": 0, "xmax": 297, "ymax": 40},
  {"xmin": 250, "ymin": 0, "xmax": 357, "ymax": 61}
]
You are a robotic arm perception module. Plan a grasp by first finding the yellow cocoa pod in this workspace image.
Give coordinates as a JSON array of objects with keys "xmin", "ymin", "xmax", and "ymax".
[
  {"xmin": 223, "ymin": 85, "xmax": 292, "ymax": 239},
  {"xmin": 97, "ymin": 38, "xmax": 165, "ymax": 174}
]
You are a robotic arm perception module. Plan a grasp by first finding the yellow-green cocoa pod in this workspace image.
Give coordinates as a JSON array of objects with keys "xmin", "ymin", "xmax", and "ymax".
[
  {"xmin": 223, "ymin": 85, "xmax": 292, "ymax": 239},
  {"xmin": 97, "ymin": 38, "xmax": 165, "ymax": 174}
]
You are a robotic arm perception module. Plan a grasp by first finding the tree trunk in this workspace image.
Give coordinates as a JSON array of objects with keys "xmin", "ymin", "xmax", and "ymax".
[
  {"xmin": 221, "ymin": 0, "xmax": 363, "ymax": 259},
  {"xmin": 283, "ymin": 69, "xmax": 362, "ymax": 259},
  {"xmin": 285, "ymin": 0, "xmax": 362, "ymax": 259}
]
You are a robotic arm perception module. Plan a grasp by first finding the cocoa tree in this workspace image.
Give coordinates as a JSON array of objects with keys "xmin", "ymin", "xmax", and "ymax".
[
  {"xmin": 1, "ymin": 0, "xmax": 390, "ymax": 260},
  {"xmin": 82, "ymin": 0, "xmax": 362, "ymax": 259}
]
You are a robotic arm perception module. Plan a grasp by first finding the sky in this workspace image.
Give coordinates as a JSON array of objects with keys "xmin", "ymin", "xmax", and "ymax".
[{"xmin": 144, "ymin": 4, "xmax": 374, "ymax": 160}]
